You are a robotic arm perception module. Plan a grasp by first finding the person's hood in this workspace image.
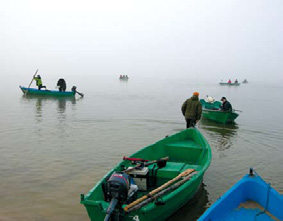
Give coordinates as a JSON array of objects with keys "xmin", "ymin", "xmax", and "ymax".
[{"xmin": 191, "ymin": 95, "xmax": 199, "ymax": 101}]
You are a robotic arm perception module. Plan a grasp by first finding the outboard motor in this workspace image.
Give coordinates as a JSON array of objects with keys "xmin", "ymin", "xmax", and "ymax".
[
  {"xmin": 71, "ymin": 86, "xmax": 77, "ymax": 92},
  {"xmin": 104, "ymin": 172, "xmax": 138, "ymax": 221}
]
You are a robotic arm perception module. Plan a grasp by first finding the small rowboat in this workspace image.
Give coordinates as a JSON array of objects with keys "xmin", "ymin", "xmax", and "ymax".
[
  {"xmin": 200, "ymin": 99, "xmax": 239, "ymax": 124},
  {"xmin": 219, "ymin": 82, "xmax": 240, "ymax": 86},
  {"xmin": 81, "ymin": 128, "xmax": 211, "ymax": 221},
  {"xmin": 119, "ymin": 76, "xmax": 129, "ymax": 80},
  {"xmin": 198, "ymin": 168, "xmax": 283, "ymax": 221},
  {"xmin": 20, "ymin": 86, "xmax": 75, "ymax": 97}
]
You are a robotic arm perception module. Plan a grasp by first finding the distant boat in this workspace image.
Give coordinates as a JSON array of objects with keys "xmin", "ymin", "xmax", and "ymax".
[
  {"xmin": 242, "ymin": 79, "xmax": 248, "ymax": 84},
  {"xmin": 20, "ymin": 86, "xmax": 75, "ymax": 97},
  {"xmin": 200, "ymin": 99, "xmax": 239, "ymax": 124},
  {"xmin": 119, "ymin": 75, "xmax": 129, "ymax": 80},
  {"xmin": 198, "ymin": 168, "xmax": 283, "ymax": 221},
  {"xmin": 219, "ymin": 82, "xmax": 240, "ymax": 86},
  {"xmin": 81, "ymin": 128, "xmax": 211, "ymax": 221}
]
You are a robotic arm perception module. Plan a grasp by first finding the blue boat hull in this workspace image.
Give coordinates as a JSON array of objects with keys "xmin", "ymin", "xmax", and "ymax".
[
  {"xmin": 198, "ymin": 169, "xmax": 283, "ymax": 221},
  {"xmin": 20, "ymin": 86, "xmax": 75, "ymax": 97}
]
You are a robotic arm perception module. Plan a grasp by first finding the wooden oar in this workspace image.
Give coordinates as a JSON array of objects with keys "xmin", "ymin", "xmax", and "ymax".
[
  {"xmin": 25, "ymin": 69, "xmax": 38, "ymax": 96},
  {"xmin": 123, "ymin": 157, "xmax": 169, "ymax": 174},
  {"xmin": 124, "ymin": 168, "xmax": 195, "ymax": 212},
  {"xmin": 233, "ymin": 109, "xmax": 243, "ymax": 112},
  {"xmin": 126, "ymin": 171, "xmax": 197, "ymax": 213}
]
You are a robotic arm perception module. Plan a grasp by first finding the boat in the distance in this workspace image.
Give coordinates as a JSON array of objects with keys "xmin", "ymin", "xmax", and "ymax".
[
  {"xmin": 200, "ymin": 99, "xmax": 239, "ymax": 124},
  {"xmin": 219, "ymin": 82, "xmax": 240, "ymax": 86},
  {"xmin": 198, "ymin": 168, "xmax": 283, "ymax": 221},
  {"xmin": 242, "ymin": 79, "xmax": 248, "ymax": 84},
  {"xmin": 81, "ymin": 128, "xmax": 211, "ymax": 221},
  {"xmin": 119, "ymin": 75, "xmax": 129, "ymax": 80},
  {"xmin": 20, "ymin": 86, "xmax": 76, "ymax": 97}
]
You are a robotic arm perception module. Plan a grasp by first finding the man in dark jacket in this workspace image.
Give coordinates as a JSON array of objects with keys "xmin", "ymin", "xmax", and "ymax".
[
  {"xmin": 181, "ymin": 92, "xmax": 202, "ymax": 128},
  {"xmin": 57, "ymin": 78, "xmax": 66, "ymax": 92},
  {"xmin": 220, "ymin": 97, "xmax": 232, "ymax": 112}
]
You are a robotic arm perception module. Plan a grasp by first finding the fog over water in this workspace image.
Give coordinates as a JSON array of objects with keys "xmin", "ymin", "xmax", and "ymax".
[
  {"xmin": 1, "ymin": 1, "xmax": 283, "ymax": 221},
  {"xmin": 1, "ymin": 0, "xmax": 283, "ymax": 83}
]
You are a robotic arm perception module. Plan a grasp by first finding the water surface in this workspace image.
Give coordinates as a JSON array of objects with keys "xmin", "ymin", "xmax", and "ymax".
[{"xmin": 0, "ymin": 75, "xmax": 282, "ymax": 220}]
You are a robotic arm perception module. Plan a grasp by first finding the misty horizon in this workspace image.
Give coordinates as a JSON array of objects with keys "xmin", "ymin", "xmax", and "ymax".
[{"xmin": 1, "ymin": 0, "xmax": 282, "ymax": 83}]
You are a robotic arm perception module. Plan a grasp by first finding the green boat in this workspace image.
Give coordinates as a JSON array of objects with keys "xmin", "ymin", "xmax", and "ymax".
[
  {"xmin": 20, "ymin": 86, "xmax": 75, "ymax": 97},
  {"xmin": 219, "ymin": 82, "xmax": 240, "ymax": 86},
  {"xmin": 200, "ymin": 99, "xmax": 239, "ymax": 124},
  {"xmin": 81, "ymin": 128, "xmax": 211, "ymax": 221}
]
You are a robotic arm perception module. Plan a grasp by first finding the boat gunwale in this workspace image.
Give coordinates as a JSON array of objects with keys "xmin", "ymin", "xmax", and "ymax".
[
  {"xmin": 198, "ymin": 172, "xmax": 283, "ymax": 221},
  {"xmin": 20, "ymin": 86, "xmax": 75, "ymax": 96},
  {"xmin": 202, "ymin": 108, "xmax": 239, "ymax": 116}
]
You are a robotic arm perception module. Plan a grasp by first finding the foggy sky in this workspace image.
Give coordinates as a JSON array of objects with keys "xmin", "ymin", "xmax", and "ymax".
[{"xmin": 1, "ymin": 0, "xmax": 282, "ymax": 82}]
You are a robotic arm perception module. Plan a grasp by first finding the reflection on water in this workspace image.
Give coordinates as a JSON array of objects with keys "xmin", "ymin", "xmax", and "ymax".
[
  {"xmin": 21, "ymin": 95, "xmax": 77, "ymax": 118},
  {"xmin": 200, "ymin": 118, "xmax": 238, "ymax": 152},
  {"xmin": 167, "ymin": 183, "xmax": 209, "ymax": 221}
]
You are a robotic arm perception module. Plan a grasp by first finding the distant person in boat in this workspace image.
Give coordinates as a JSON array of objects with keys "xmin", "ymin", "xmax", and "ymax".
[
  {"xmin": 220, "ymin": 97, "xmax": 232, "ymax": 112},
  {"xmin": 181, "ymin": 92, "xmax": 202, "ymax": 128},
  {"xmin": 34, "ymin": 75, "xmax": 46, "ymax": 90},
  {"xmin": 228, "ymin": 79, "xmax": 232, "ymax": 84},
  {"xmin": 57, "ymin": 78, "xmax": 66, "ymax": 92},
  {"xmin": 234, "ymin": 79, "xmax": 238, "ymax": 84}
]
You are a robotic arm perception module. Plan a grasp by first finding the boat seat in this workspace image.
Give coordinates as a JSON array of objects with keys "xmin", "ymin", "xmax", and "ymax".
[
  {"xmin": 148, "ymin": 162, "xmax": 186, "ymax": 179},
  {"xmin": 166, "ymin": 140, "xmax": 200, "ymax": 149},
  {"xmin": 164, "ymin": 140, "xmax": 204, "ymax": 163}
]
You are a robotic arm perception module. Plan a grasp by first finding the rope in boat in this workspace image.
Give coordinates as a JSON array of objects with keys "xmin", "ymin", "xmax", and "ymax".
[{"xmin": 252, "ymin": 169, "xmax": 271, "ymax": 220}]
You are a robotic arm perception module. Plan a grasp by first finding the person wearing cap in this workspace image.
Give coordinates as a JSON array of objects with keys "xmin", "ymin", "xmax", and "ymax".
[
  {"xmin": 181, "ymin": 92, "xmax": 202, "ymax": 128},
  {"xmin": 220, "ymin": 97, "xmax": 232, "ymax": 112},
  {"xmin": 34, "ymin": 75, "xmax": 46, "ymax": 90}
]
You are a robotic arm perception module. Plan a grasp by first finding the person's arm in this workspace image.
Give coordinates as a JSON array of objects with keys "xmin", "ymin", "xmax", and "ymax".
[
  {"xmin": 228, "ymin": 103, "xmax": 232, "ymax": 112},
  {"xmin": 181, "ymin": 100, "xmax": 187, "ymax": 116},
  {"xmin": 196, "ymin": 103, "xmax": 202, "ymax": 122}
]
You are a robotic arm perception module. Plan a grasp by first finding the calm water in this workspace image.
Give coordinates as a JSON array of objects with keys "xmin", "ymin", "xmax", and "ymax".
[{"xmin": 0, "ymin": 75, "xmax": 282, "ymax": 220}]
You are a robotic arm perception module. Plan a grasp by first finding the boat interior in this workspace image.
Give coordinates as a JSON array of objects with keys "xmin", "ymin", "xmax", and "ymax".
[{"xmin": 86, "ymin": 129, "xmax": 209, "ymax": 202}]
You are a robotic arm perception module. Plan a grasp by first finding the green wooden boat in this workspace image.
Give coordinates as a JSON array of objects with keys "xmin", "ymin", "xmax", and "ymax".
[
  {"xmin": 81, "ymin": 128, "xmax": 211, "ymax": 221},
  {"xmin": 219, "ymin": 82, "xmax": 240, "ymax": 86},
  {"xmin": 20, "ymin": 86, "xmax": 75, "ymax": 97},
  {"xmin": 200, "ymin": 99, "xmax": 239, "ymax": 124}
]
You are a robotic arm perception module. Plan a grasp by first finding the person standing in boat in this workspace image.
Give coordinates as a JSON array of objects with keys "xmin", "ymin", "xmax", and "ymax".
[
  {"xmin": 181, "ymin": 92, "xmax": 202, "ymax": 128},
  {"xmin": 57, "ymin": 78, "xmax": 66, "ymax": 92},
  {"xmin": 220, "ymin": 97, "xmax": 232, "ymax": 112},
  {"xmin": 34, "ymin": 75, "xmax": 46, "ymax": 90}
]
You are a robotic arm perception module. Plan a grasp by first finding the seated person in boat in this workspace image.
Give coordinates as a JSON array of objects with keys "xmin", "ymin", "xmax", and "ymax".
[
  {"xmin": 234, "ymin": 79, "xmax": 238, "ymax": 83},
  {"xmin": 34, "ymin": 75, "xmax": 46, "ymax": 90},
  {"xmin": 228, "ymin": 79, "xmax": 232, "ymax": 84},
  {"xmin": 220, "ymin": 97, "xmax": 232, "ymax": 112},
  {"xmin": 57, "ymin": 78, "xmax": 66, "ymax": 92}
]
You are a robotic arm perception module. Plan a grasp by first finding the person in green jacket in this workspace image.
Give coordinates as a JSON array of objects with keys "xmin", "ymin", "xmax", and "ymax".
[
  {"xmin": 34, "ymin": 75, "xmax": 46, "ymax": 90},
  {"xmin": 181, "ymin": 92, "xmax": 202, "ymax": 128}
]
